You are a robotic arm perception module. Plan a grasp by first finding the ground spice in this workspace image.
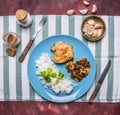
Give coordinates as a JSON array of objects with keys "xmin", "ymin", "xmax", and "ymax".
[
  {"xmin": 6, "ymin": 34, "xmax": 18, "ymax": 46},
  {"xmin": 3, "ymin": 32, "xmax": 19, "ymax": 47},
  {"xmin": 7, "ymin": 34, "xmax": 13, "ymax": 43},
  {"xmin": 3, "ymin": 32, "xmax": 20, "ymax": 57}
]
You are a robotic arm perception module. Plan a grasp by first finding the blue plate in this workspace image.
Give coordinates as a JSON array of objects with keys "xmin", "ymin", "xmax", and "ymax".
[{"xmin": 27, "ymin": 35, "xmax": 96, "ymax": 103}]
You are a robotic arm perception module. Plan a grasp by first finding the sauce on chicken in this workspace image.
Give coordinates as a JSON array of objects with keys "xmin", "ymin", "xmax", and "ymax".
[{"xmin": 51, "ymin": 41, "xmax": 74, "ymax": 63}]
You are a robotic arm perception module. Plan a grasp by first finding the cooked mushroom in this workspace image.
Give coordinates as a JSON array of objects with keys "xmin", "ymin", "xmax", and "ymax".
[{"xmin": 66, "ymin": 58, "xmax": 91, "ymax": 82}]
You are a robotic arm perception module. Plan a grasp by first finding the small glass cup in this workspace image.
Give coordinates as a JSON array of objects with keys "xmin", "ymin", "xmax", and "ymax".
[{"xmin": 3, "ymin": 32, "xmax": 20, "ymax": 47}]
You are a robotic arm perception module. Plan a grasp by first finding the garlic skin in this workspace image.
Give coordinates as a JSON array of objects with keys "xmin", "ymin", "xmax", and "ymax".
[
  {"xmin": 79, "ymin": 8, "xmax": 88, "ymax": 15},
  {"xmin": 92, "ymin": 4, "xmax": 97, "ymax": 14},
  {"xmin": 67, "ymin": 9, "xmax": 75, "ymax": 15},
  {"xmin": 83, "ymin": 0, "xmax": 90, "ymax": 6}
]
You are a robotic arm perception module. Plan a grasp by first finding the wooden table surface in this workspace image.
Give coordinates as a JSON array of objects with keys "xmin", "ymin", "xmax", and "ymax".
[
  {"xmin": 0, "ymin": 0, "xmax": 120, "ymax": 115},
  {"xmin": 0, "ymin": 0, "xmax": 120, "ymax": 16}
]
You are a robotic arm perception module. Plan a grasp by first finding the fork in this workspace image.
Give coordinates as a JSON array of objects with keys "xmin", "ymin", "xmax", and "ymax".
[{"xmin": 18, "ymin": 16, "xmax": 47, "ymax": 62}]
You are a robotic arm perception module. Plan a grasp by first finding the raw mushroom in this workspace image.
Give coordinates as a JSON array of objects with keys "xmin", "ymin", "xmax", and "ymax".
[{"xmin": 79, "ymin": 8, "xmax": 88, "ymax": 15}]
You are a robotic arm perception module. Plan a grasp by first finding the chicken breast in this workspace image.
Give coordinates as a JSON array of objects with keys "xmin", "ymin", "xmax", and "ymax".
[{"xmin": 51, "ymin": 41, "xmax": 74, "ymax": 63}]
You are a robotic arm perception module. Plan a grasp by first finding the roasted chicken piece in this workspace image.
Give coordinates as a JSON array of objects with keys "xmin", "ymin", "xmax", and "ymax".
[{"xmin": 51, "ymin": 41, "xmax": 74, "ymax": 63}]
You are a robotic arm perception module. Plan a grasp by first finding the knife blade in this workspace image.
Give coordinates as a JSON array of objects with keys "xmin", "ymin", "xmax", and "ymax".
[{"xmin": 89, "ymin": 60, "xmax": 111, "ymax": 103}]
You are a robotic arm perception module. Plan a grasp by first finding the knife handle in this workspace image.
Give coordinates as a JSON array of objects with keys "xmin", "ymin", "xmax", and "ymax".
[
  {"xmin": 19, "ymin": 39, "xmax": 34, "ymax": 62},
  {"xmin": 89, "ymin": 83, "xmax": 101, "ymax": 104}
]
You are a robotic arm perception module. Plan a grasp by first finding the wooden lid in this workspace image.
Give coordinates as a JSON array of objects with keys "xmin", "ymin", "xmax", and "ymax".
[
  {"xmin": 6, "ymin": 46, "xmax": 16, "ymax": 57},
  {"xmin": 15, "ymin": 9, "xmax": 27, "ymax": 21}
]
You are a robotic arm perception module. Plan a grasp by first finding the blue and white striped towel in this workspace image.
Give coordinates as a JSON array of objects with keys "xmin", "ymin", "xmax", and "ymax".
[{"xmin": 0, "ymin": 15, "xmax": 120, "ymax": 102}]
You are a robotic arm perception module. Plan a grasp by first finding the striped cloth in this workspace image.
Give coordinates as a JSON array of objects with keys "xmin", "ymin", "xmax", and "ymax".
[{"xmin": 0, "ymin": 15, "xmax": 120, "ymax": 102}]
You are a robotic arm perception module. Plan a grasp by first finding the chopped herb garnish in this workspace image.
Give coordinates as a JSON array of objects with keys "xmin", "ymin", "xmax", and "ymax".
[
  {"xmin": 52, "ymin": 72, "xmax": 57, "ymax": 77},
  {"xmin": 40, "ymin": 70, "xmax": 46, "ymax": 76},
  {"xmin": 40, "ymin": 67, "xmax": 64, "ymax": 83},
  {"xmin": 47, "ymin": 67, "xmax": 53, "ymax": 73},
  {"xmin": 46, "ymin": 77, "xmax": 51, "ymax": 83}
]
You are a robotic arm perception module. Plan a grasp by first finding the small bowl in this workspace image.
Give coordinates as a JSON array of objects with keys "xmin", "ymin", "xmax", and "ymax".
[
  {"xmin": 3, "ymin": 32, "xmax": 21, "ymax": 47},
  {"xmin": 81, "ymin": 16, "xmax": 106, "ymax": 41}
]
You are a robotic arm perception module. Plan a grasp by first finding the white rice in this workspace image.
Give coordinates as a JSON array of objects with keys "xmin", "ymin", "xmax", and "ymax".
[{"xmin": 35, "ymin": 53, "xmax": 74, "ymax": 94}]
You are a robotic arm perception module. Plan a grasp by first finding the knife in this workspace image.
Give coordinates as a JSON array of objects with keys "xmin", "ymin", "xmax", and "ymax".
[{"xmin": 89, "ymin": 60, "xmax": 111, "ymax": 103}]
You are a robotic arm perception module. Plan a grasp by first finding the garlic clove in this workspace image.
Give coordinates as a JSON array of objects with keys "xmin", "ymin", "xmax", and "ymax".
[
  {"xmin": 87, "ymin": 19, "xmax": 95, "ymax": 26},
  {"xmin": 79, "ymin": 8, "xmax": 88, "ymax": 15},
  {"xmin": 92, "ymin": 4, "xmax": 97, "ymax": 14},
  {"xmin": 83, "ymin": 0, "xmax": 90, "ymax": 6},
  {"xmin": 67, "ymin": 9, "xmax": 75, "ymax": 15},
  {"xmin": 94, "ymin": 24, "xmax": 103, "ymax": 29}
]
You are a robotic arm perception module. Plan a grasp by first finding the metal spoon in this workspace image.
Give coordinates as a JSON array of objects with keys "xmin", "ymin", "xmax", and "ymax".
[{"xmin": 19, "ymin": 16, "xmax": 47, "ymax": 62}]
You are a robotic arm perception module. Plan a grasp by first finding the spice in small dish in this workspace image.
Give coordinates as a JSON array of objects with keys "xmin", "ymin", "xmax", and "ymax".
[
  {"xmin": 3, "ymin": 32, "xmax": 20, "ymax": 47},
  {"xmin": 7, "ymin": 34, "xmax": 18, "ymax": 46},
  {"xmin": 3, "ymin": 32, "xmax": 21, "ymax": 57}
]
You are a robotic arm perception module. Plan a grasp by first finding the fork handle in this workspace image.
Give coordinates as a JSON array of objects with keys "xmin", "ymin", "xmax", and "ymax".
[{"xmin": 19, "ymin": 39, "xmax": 34, "ymax": 62}]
